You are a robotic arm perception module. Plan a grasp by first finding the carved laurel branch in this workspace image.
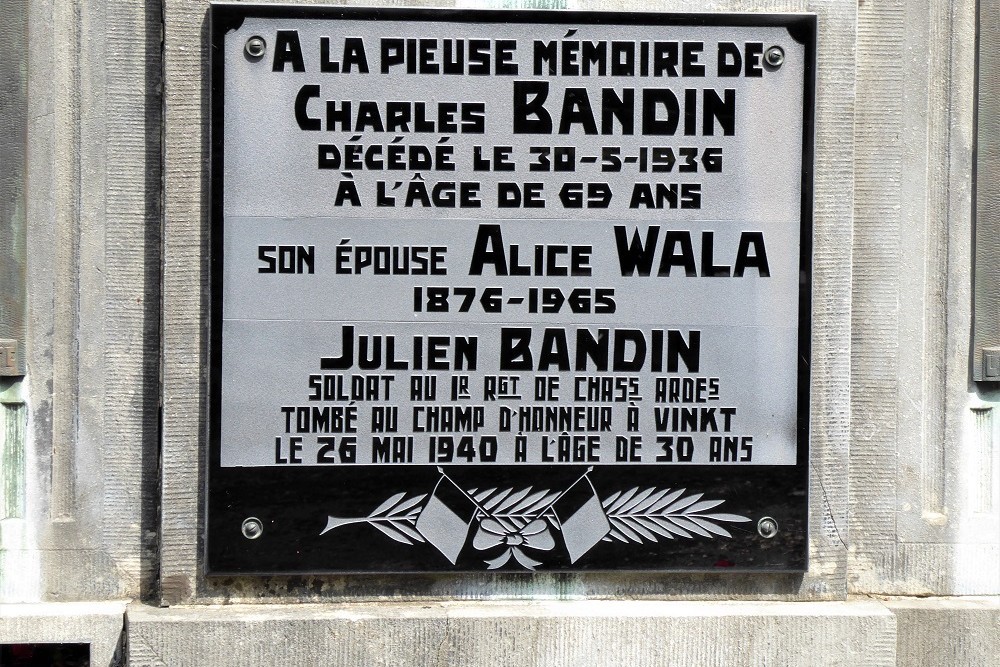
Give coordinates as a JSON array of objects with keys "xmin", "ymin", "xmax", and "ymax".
[
  {"xmin": 324, "ymin": 485, "xmax": 751, "ymax": 547},
  {"xmin": 601, "ymin": 487, "xmax": 751, "ymax": 543},
  {"xmin": 467, "ymin": 487, "xmax": 560, "ymax": 532},
  {"xmin": 320, "ymin": 492, "xmax": 428, "ymax": 545}
]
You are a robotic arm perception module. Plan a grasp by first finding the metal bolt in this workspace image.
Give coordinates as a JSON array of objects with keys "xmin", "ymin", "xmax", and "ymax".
[
  {"xmin": 242, "ymin": 517, "xmax": 263, "ymax": 539},
  {"xmin": 764, "ymin": 46, "xmax": 784, "ymax": 68},
  {"xmin": 757, "ymin": 516, "xmax": 778, "ymax": 539},
  {"xmin": 245, "ymin": 36, "xmax": 266, "ymax": 59}
]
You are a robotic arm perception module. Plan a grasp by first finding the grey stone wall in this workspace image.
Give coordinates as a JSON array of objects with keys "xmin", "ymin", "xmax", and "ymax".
[
  {"xmin": 1, "ymin": 0, "xmax": 999, "ymax": 663},
  {"xmin": 4, "ymin": 0, "xmax": 162, "ymax": 603},
  {"xmin": 850, "ymin": 0, "xmax": 986, "ymax": 595}
]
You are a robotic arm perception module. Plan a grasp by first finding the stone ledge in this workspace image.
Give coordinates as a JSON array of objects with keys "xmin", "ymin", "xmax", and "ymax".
[
  {"xmin": 12, "ymin": 598, "xmax": 1000, "ymax": 665},
  {"xmin": 126, "ymin": 600, "xmax": 896, "ymax": 666},
  {"xmin": 0, "ymin": 601, "xmax": 125, "ymax": 666},
  {"xmin": 885, "ymin": 597, "xmax": 1000, "ymax": 667}
]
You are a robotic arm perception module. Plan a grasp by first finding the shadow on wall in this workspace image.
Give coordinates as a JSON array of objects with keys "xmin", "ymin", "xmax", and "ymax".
[{"xmin": 0, "ymin": 643, "xmax": 90, "ymax": 666}]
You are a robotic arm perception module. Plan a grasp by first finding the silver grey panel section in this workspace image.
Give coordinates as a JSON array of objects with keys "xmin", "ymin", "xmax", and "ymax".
[
  {"xmin": 223, "ymin": 19, "xmax": 803, "ymax": 222},
  {"xmin": 219, "ymin": 15, "xmax": 806, "ymax": 468},
  {"xmin": 223, "ymin": 217, "xmax": 799, "ymax": 325},
  {"xmin": 221, "ymin": 319, "xmax": 798, "ymax": 466}
]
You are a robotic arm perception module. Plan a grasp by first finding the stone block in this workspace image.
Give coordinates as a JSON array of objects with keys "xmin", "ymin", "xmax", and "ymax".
[
  {"xmin": 0, "ymin": 601, "xmax": 125, "ymax": 667},
  {"xmin": 887, "ymin": 597, "xmax": 1000, "ymax": 667},
  {"xmin": 127, "ymin": 600, "xmax": 895, "ymax": 667}
]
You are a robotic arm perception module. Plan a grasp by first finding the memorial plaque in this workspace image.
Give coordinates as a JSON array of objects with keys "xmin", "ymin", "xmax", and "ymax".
[{"xmin": 208, "ymin": 4, "xmax": 815, "ymax": 573}]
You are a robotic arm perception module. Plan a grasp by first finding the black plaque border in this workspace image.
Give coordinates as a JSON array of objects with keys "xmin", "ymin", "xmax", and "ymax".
[{"xmin": 207, "ymin": 4, "xmax": 816, "ymax": 575}]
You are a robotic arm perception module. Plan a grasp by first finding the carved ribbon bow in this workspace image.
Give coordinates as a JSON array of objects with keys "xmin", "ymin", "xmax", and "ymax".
[{"xmin": 472, "ymin": 518, "xmax": 556, "ymax": 570}]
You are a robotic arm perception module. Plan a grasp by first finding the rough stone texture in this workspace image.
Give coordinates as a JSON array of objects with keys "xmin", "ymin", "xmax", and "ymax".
[
  {"xmin": 888, "ymin": 597, "xmax": 1000, "ymax": 667},
  {"xmin": 849, "ymin": 0, "xmax": 986, "ymax": 595},
  {"xmin": 15, "ymin": 0, "xmax": 161, "ymax": 602},
  {"xmin": 161, "ymin": 0, "xmax": 854, "ymax": 605},
  {"xmin": 127, "ymin": 600, "xmax": 896, "ymax": 667},
  {"xmin": 160, "ymin": 0, "xmax": 207, "ymax": 608},
  {"xmin": 0, "ymin": 601, "xmax": 126, "ymax": 666}
]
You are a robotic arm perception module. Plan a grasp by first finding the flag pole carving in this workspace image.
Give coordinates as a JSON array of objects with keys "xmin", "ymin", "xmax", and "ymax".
[{"xmin": 321, "ymin": 467, "xmax": 751, "ymax": 570}]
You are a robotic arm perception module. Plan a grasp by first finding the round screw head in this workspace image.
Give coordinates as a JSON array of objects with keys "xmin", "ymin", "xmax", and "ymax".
[
  {"xmin": 757, "ymin": 516, "xmax": 779, "ymax": 539},
  {"xmin": 245, "ymin": 36, "xmax": 266, "ymax": 59},
  {"xmin": 242, "ymin": 517, "xmax": 263, "ymax": 539},
  {"xmin": 764, "ymin": 46, "xmax": 784, "ymax": 68}
]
